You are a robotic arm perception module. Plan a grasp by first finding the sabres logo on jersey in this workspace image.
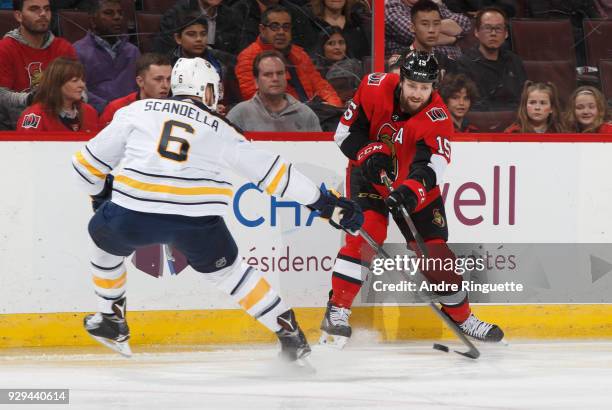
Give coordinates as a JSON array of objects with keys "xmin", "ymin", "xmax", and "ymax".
[
  {"xmin": 426, "ymin": 107, "xmax": 448, "ymax": 122},
  {"xmin": 21, "ymin": 113, "xmax": 41, "ymax": 129},
  {"xmin": 432, "ymin": 208, "xmax": 446, "ymax": 228}
]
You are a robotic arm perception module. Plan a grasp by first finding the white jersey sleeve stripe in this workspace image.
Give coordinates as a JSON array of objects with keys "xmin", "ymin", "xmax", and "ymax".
[
  {"xmin": 74, "ymin": 151, "xmax": 106, "ymax": 180},
  {"xmin": 265, "ymin": 164, "xmax": 287, "ymax": 195},
  {"xmin": 85, "ymin": 146, "xmax": 112, "ymax": 171},
  {"xmin": 428, "ymin": 154, "xmax": 448, "ymax": 184}
]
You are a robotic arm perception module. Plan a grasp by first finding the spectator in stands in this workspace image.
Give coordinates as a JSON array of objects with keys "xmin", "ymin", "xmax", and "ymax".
[
  {"xmin": 504, "ymin": 81, "xmax": 565, "ymax": 133},
  {"xmin": 312, "ymin": 27, "xmax": 362, "ymax": 103},
  {"xmin": 595, "ymin": 0, "xmax": 612, "ymax": 18},
  {"xmin": 236, "ymin": 5, "xmax": 343, "ymax": 106},
  {"xmin": 227, "ymin": 50, "xmax": 321, "ymax": 131},
  {"xmin": 564, "ymin": 86, "xmax": 612, "ymax": 133},
  {"xmin": 527, "ymin": 0, "xmax": 601, "ymax": 67},
  {"xmin": 153, "ymin": 0, "xmax": 239, "ymax": 56},
  {"xmin": 439, "ymin": 73, "xmax": 479, "ymax": 132},
  {"xmin": 99, "ymin": 53, "xmax": 172, "ymax": 127},
  {"xmin": 0, "ymin": 0, "xmax": 77, "ymax": 130},
  {"xmin": 444, "ymin": 0, "xmax": 517, "ymax": 18},
  {"xmin": 306, "ymin": 0, "xmax": 371, "ymax": 59},
  {"xmin": 74, "ymin": 0, "xmax": 140, "ymax": 113},
  {"xmin": 171, "ymin": 14, "xmax": 222, "ymax": 76},
  {"xmin": 385, "ymin": 0, "xmax": 471, "ymax": 60},
  {"xmin": 16, "ymin": 57, "xmax": 98, "ymax": 132},
  {"xmin": 231, "ymin": 0, "xmax": 318, "ymax": 52},
  {"xmin": 456, "ymin": 7, "xmax": 526, "ymax": 111}
]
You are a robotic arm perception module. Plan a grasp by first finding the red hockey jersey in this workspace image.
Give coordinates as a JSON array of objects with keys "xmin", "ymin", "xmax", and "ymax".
[
  {"xmin": 0, "ymin": 35, "xmax": 77, "ymax": 93},
  {"xmin": 17, "ymin": 102, "xmax": 99, "ymax": 133},
  {"xmin": 334, "ymin": 72, "xmax": 453, "ymax": 205}
]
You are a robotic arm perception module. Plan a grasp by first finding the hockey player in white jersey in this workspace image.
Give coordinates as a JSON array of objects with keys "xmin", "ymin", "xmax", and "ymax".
[{"xmin": 72, "ymin": 57, "xmax": 363, "ymax": 362}]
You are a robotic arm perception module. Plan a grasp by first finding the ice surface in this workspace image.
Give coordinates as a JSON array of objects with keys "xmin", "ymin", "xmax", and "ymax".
[{"xmin": 1, "ymin": 337, "xmax": 611, "ymax": 410}]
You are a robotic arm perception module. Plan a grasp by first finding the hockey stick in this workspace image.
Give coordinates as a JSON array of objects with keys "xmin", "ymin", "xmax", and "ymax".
[{"xmin": 374, "ymin": 171, "xmax": 480, "ymax": 360}]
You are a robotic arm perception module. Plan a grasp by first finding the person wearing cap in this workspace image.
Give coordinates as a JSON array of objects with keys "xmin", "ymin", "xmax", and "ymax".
[{"xmin": 319, "ymin": 50, "xmax": 505, "ymax": 349}]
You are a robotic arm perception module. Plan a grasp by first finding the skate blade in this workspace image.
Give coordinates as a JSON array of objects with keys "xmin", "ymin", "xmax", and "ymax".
[
  {"xmin": 319, "ymin": 331, "xmax": 348, "ymax": 349},
  {"xmin": 89, "ymin": 335, "xmax": 132, "ymax": 357},
  {"xmin": 500, "ymin": 338, "xmax": 510, "ymax": 346}
]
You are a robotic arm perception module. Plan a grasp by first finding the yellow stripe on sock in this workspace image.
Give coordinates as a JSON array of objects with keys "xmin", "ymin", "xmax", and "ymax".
[
  {"xmin": 114, "ymin": 175, "xmax": 233, "ymax": 197},
  {"xmin": 93, "ymin": 271, "xmax": 127, "ymax": 289},
  {"xmin": 239, "ymin": 278, "xmax": 271, "ymax": 311},
  {"xmin": 265, "ymin": 164, "xmax": 286, "ymax": 194}
]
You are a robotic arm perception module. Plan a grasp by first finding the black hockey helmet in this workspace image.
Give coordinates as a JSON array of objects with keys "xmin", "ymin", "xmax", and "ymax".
[{"xmin": 400, "ymin": 50, "xmax": 440, "ymax": 85}]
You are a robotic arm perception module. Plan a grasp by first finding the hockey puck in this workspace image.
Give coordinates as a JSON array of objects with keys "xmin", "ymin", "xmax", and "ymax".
[{"xmin": 432, "ymin": 343, "xmax": 450, "ymax": 353}]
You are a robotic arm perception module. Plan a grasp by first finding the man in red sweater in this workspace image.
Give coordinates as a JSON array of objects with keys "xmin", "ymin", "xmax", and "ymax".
[
  {"xmin": 0, "ymin": 0, "xmax": 76, "ymax": 130},
  {"xmin": 235, "ymin": 5, "xmax": 342, "ymax": 107},
  {"xmin": 99, "ymin": 53, "xmax": 172, "ymax": 127}
]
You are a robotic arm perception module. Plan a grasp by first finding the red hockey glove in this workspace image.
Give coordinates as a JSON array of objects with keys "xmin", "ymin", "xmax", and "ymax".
[{"xmin": 356, "ymin": 142, "xmax": 395, "ymax": 184}]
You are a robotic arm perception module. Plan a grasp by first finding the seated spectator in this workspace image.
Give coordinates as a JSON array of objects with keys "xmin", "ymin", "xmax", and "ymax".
[
  {"xmin": 595, "ymin": 0, "xmax": 612, "ymax": 18},
  {"xmin": 439, "ymin": 73, "xmax": 479, "ymax": 132},
  {"xmin": 236, "ymin": 5, "xmax": 343, "ymax": 106},
  {"xmin": 385, "ymin": 0, "xmax": 471, "ymax": 60},
  {"xmin": 153, "ymin": 0, "xmax": 239, "ymax": 56},
  {"xmin": 527, "ymin": 0, "xmax": 601, "ymax": 67},
  {"xmin": 0, "ymin": 0, "xmax": 76, "ymax": 130},
  {"xmin": 99, "ymin": 53, "xmax": 172, "ymax": 126},
  {"xmin": 227, "ymin": 50, "xmax": 321, "ymax": 131},
  {"xmin": 564, "ymin": 86, "xmax": 612, "ymax": 133},
  {"xmin": 74, "ymin": 0, "xmax": 140, "ymax": 113},
  {"xmin": 312, "ymin": 27, "xmax": 362, "ymax": 103},
  {"xmin": 306, "ymin": 0, "xmax": 371, "ymax": 59},
  {"xmin": 171, "ymin": 14, "xmax": 223, "ymax": 75},
  {"xmin": 17, "ymin": 57, "xmax": 98, "ymax": 132},
  {"xmin": 456, "ymin": 7, "xmax": 526, "ymax": 111},
  {"xmin": 504, "ymin": 81, "xmax": 565, "ymax": 133},
  {"xmin": 231, "ymin": 0, "xmax": 318, "ymax": 52}
]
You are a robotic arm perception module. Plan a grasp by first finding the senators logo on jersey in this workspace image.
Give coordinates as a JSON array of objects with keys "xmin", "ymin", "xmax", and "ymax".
[
  {"xmin": 426, "ymin": 107, "xmax": 448, "ymax": 122},
  {"xmin": 21, "ymin": 113, "xmax": 41, "ymax": 129},
  {"xmin": 377, "ymin": 123, "xmax": 400, "ymax": 177}
]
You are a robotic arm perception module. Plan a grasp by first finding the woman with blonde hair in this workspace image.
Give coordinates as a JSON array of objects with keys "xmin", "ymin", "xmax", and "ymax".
[
  {"xmin": 17, "ymin": 57, "xmax": 98, "ymax": 133},
  {"xmin": 505, "ymin": 81, "xmax": 565, "ymax": 133},
  {"xmin": 564, "ymin": 86, "xmax": 612, "ymax": 133}
]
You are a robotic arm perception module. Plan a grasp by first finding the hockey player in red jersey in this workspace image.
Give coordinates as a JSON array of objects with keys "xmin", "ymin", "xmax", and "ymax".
[{"xmin": 320, "ymin": 51, "xmax": 504, "ymax": 348}]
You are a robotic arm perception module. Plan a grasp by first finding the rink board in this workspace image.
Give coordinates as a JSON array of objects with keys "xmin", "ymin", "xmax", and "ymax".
[{"xmin": 1, "ymin": 138, "xmax": 612, "ymax": 346}]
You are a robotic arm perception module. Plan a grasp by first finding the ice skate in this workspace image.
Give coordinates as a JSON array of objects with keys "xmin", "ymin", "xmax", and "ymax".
[
  {"xmin": 319, "ymin": 301, "xmax": 352, "ymax": 349},
  {"xmin": 276, "ymin": 309, "xmax": 312, "ymax": 368},
  {"xmin": 455, "ymin": 313, "xmax": 504, "ymax": 343},
  {"xmin": 84, "ymin": 297, "xmax": 132, "ymax": 357}
]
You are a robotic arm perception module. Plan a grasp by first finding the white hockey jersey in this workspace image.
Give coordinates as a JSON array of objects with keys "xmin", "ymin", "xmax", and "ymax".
[{"xmin": 72, "ymin": 98, "xmax": 320, "ymax": 216}]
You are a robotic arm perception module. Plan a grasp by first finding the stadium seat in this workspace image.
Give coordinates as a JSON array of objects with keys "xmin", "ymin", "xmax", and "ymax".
[
  {"xmin": 58, "ymin": 11, "xmax": 92, "ymax": 43},
  {"xmin": 135, "ymin": 12, "xmax": 161, "ymax": 53},
  {"xmin": 142, "ymin": 0, "xmax": 177, "ymax": 13},
  {"xmin": 583, "ymin": 19, "xmax": 612, "ymax": 67},
  {"xmin": 121, "ymin": 0, "xmax": 136, "ymax": 30},
  {"xmin": 511, "ymin": 19, "xmax": 575, "ymax": 63},
  {"xmin": 600, "ymin": 60, "xmax": 612, "ymax": 101},
  {"xmin": 523, "ymin": 60, "xmax": 576, "ymax": 108},
  {"xmin": 0, "ymin": 10, "xmax": 17, "ymax": 38},
  {"xmin": 465, "ymin": 111, "xmax": 516, "ymax": 133}
]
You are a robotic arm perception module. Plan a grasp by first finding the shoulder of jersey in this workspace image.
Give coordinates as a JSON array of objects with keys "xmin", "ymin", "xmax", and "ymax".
[
  {"xmin": 419, "ymin": 92, "xmax": 453, "ymax": 126},
  {"xmin": 361, "ymin": 72, "xmax": 399, "ymax": 93}
]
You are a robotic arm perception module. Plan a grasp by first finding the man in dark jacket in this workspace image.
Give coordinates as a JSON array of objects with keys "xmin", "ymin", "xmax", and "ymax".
[
  {"xmin": 153, "ymin": 0, "xmax": 240, "ymax": 56},
  {"xmin": 456, "ymin": 6, "xmax": 526, "ymax": 111}
]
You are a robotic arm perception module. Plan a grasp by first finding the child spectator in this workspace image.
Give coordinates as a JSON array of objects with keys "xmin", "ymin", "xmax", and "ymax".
[
  {"xmin": 306, "ymin": 0, "xmax": 371, "ymax": 59},
  {"xmin": 74, "ymin": 0, "xmax": 140, "ymax": 113},
  {"xmin": 439, "ymin": 73, "xmax": 479, "ymax": 132},
  {"xmin": 171, "ymin": 14, "xmax": 223, "ymax": 77},
  {"xmin": 505, "ymin": 82, "xmax": 565, "ymax": 133},
  {"xmin": 17, "ymin": 57, "xmax": 98, "ymax": 132},
  {"xmin": 564, "ymin": 86, "xmax": 612, "ymax": 133}
]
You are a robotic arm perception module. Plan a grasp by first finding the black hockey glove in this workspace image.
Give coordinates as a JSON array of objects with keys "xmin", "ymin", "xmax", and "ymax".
[
  {"xmin": 91, "ymin": 174, "xmax": 114, "ymax": 211},
  {"xmin": 356, "ymin": 142, "xmax": 395, "ymax": 184},
  {"xmin": 385, "ymin": 185, "xmax": 419, "ymax": 214},
  {"xmin": 310, "ymin": 188, "xmax": 364, "ymax": 232}
]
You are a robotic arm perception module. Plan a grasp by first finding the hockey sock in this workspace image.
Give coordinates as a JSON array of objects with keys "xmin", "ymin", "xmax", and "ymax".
[
  {"xmin": 331, "ymin": 272, "xmax": 362, "ymax": 308},
  {"xmin": 90, "ymin": 243, "xmax": 126, "ymax": 314},
  {"xmin": 441, "ymin": 299, "xmax": 471, "ymax": 323},
  {"xmin": 210, "ymin": 258, "xmax": 288, "ymax": 332}
]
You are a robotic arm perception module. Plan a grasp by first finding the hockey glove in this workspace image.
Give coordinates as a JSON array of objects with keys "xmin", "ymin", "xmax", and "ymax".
[
  {"xmin": 385, "ymin": 180, "xmax": 426, "ymax": 214},
  {"xmin": 91, "ymin": 174, "xmax": 114, "ymax": 211},
  {"xmin": 356, "ymin": 142, "xmax": 395, "ymax": 184},
  {"xmin": 310, "ymin": 188, "xmax": 364, "ymax": 232}
]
